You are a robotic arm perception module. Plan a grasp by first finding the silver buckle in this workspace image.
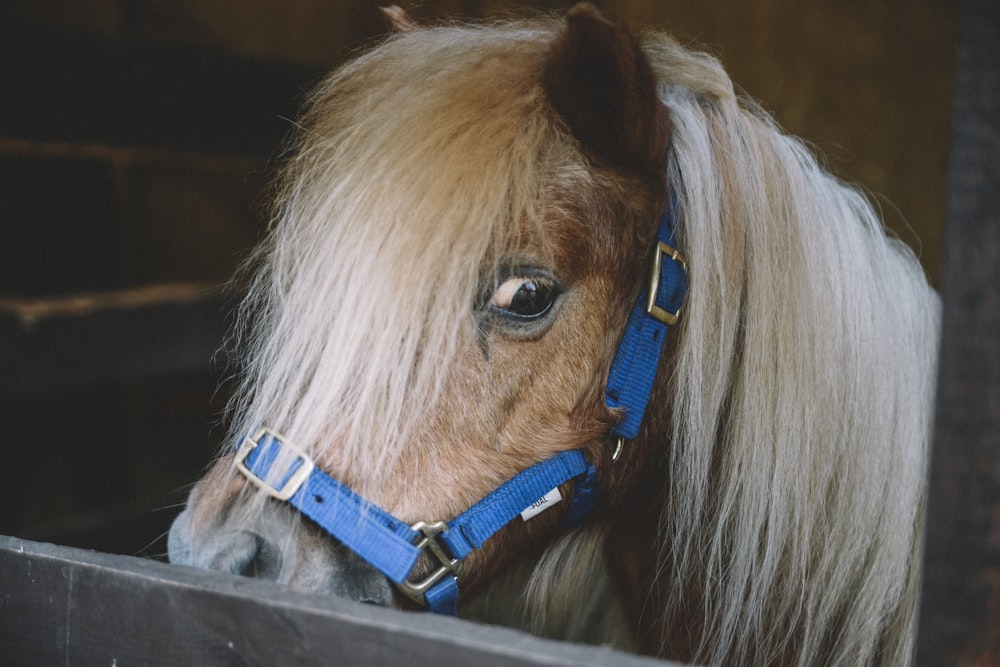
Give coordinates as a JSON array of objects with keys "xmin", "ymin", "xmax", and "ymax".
[
  {"xmin": 646, "ymin": 241, "xmax": 687, "ymax": 325},
  {"xmin": 234, "ymin": 427, "xmax": 314, "ymax": 501},
  {"xmin": 395, "ymin": 520, "xmax": 464, "ymax": 606}
]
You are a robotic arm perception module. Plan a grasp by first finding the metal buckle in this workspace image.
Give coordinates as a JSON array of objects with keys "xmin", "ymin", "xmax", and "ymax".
[
  {"xmin": 395, "ymin": 520, "xmax": 464, "ymax": 606},
  {"xmin": 234, "ymin": 427, "xmax": 314, "ymax": 501},
  {"xmin": 646, "ymin": 241, "xmax": 687, "ymax": 325}
]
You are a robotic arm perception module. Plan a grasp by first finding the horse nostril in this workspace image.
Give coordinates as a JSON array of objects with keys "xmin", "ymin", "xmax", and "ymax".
[
  {"xmin": 210, "ymin": 531, "xmax": 283, "ymax": 581},
  {"xmin": 327, "ymin": 546, "xmax": 395, "ymax": 606},
  {"xmin": 239, "ymin": 533, "xmax": 283, "ymax": 580}
]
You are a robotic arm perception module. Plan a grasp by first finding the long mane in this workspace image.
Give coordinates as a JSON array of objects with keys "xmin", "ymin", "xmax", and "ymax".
[
  {"xmin": 525, "ymin": 32, "xmax": 938, "ymax": 666},
  {"xmin": 659, "ymin": 44, "xmax": 938, "ymax": 664},
  {"xmin": 224, "ymin": 19, "xmax": 938, "ymax": 667}
]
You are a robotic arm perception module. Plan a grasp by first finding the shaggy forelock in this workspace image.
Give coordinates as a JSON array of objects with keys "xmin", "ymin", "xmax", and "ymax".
[{"xmin": 227, "ymin": 20, "xmax": 582, "ymax": 490}]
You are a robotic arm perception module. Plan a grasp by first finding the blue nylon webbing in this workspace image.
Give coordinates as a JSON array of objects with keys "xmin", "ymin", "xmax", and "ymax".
[
  {"xmin": 439, "ymin": 450, "xmax": 593, "ymax": 559},
  {"xmin": 424, "ymin": 574, "xmax": 460, "ymax": 615},
  {"xmin": 605, "ymin": 203, "xmax": 687, "ymax": 440}
]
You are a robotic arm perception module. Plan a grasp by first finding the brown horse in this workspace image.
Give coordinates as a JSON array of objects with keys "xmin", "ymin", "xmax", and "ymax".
[{"xmin": 168, "ymin": 5, "xmax": 939, "ymax": 664}]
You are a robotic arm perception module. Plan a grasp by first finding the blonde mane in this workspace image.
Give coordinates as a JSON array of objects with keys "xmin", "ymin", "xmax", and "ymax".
[
  {"xmin": 221, "ymin": 19, "xmax": 938, "ymax": 667},
  {"xmin": 658, "ymin": 41, "xmax": 937, "ymax": 664}
]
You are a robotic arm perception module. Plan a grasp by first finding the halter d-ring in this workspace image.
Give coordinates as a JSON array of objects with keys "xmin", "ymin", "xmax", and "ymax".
[{"xmin": 612, "ymin": 436, "xmax": 627, "ymax": 462}]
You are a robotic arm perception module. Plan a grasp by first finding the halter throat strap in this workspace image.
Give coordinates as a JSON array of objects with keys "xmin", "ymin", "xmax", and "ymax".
[{"xmin": 235, "ymin": 427, "xmax": 598, "ymax": 615}]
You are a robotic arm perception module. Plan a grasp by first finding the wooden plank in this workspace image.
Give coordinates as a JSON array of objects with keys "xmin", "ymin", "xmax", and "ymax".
[
  {"xmin": 0, "ymin": 284, "xmax": 229, "ymax": 396},
  {"xmin": 917, "ymin": 0, "xmax": 1000, "ymax": 664},
  {"xmin": 0, "ymin": 535, "xmax": 679, "ymax": 667},
  {"xmin": 0, "ymin": 136, "xmax": 262, "ymax": 173}
]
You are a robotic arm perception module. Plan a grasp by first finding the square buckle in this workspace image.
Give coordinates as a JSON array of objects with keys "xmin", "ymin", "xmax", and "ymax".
[
  {"xmin": 646, "ymin": 241, "xmax": 687, "ymax": 325},
  {"xmin": 395, "ymin": 520, "xmax": 464, "ymax": 606},
  {"xmin": 234, "ymin": 427, "xmax": 314, "ymax": 501}
]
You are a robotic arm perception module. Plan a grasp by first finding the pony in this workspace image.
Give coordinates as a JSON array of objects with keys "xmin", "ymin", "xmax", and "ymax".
[{"xmin": 168, "ymin": 4, "xmax": 940, "ymax": 665}]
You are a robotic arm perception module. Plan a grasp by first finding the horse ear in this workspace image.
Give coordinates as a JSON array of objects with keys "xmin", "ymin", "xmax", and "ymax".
[
  {"xmin": 382, "ymin": 5, "xmax": 419, "ymax": 33},
  {"xmin": 543, "ymin": 3, "xmax": 669, "ymax": 171}
]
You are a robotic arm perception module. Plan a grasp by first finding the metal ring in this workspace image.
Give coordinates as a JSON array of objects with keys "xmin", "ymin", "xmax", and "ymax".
[{"xmin": 612, "ymin": 436, "xmax": 626, "ymax": 462}]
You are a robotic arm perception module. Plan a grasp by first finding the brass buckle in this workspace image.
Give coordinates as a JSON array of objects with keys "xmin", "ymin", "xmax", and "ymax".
[
  {"xmin": 646, "ymin": 241, "xmax": 687, "ymax": 325},
  {"xmin": 395, "ymin": 520, "xmax": 464, "ymax": 606},
  {"xmin": 234, "ymin": 427, "xmax": 314, "ymax": 501}
]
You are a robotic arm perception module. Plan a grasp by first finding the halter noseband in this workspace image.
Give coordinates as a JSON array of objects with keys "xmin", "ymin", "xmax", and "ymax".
[
  {"xmin": 233, "ymin": 189, "xmax": 686, "ymax": 616},
  {"xmin": 235, "ymin": 427, "xmax": 598, "ymax": 614}
]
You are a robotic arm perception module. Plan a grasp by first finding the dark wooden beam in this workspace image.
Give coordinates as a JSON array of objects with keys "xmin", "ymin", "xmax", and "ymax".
[
  {"xmin": 917, "ymin": 0, "xmax": 1000, "ymax": 663},
  {"xmin": 0, "ymin": 284, "xmax": 230, "ymax": 396},
  {"xmin": 0, "ymin": 536, "xmax": 678, "ymax": 667}
]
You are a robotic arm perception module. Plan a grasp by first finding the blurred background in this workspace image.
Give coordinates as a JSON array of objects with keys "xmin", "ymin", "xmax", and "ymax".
[{"xmin": 0, "ymin": 0, "xmax": 957, "ymax": 559}]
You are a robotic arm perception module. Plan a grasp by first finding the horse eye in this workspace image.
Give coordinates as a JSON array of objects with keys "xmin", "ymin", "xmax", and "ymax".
[{"xmin": 490, "ymin": 276, "xmax": 558, "ymax": 319}]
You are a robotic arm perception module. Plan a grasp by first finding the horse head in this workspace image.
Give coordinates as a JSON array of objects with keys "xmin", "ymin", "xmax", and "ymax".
[
  {"xmin": 171, "ymin": 0, "xmax": 671, "ymax": 617},
  {"xmin": 169, "ymin": 5, "xmax": 939, "ymax": 664}
]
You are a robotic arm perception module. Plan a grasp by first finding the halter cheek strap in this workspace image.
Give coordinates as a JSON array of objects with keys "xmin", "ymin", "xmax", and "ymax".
[
  {"xmin": 235, "ymin": 427, "xmax": 598, "ymax": 615},
  {"xmin": 605, "ymin": 199, "xmax": 687, "ymax": 442}
]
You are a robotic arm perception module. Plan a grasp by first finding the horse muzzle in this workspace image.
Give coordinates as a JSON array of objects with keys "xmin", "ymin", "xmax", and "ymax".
[{"xmin": 167, "ymin": 489, "xmax": 396, "ymax": 606}]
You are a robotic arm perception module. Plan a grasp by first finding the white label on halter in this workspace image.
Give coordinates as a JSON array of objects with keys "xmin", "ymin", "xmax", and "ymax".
[{"xmin": 520, "ymin": 487, "xmax": 563, "ymax": 521}]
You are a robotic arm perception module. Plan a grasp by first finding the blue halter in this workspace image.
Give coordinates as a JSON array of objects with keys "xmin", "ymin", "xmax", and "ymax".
[{"xmin": 233, "ymin": 191, "xmax": 686, "ymax": 616}]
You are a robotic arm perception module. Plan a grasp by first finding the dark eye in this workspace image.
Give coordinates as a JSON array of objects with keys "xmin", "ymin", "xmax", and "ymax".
[{"xmin": 490, "ymin": 276, "xmax": 559, "ymax": 319}]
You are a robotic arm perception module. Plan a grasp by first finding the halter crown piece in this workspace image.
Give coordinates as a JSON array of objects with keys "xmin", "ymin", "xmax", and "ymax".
[{"xmin": 234, "ymin": 179, "xmax": 687, "ymax": 616}]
